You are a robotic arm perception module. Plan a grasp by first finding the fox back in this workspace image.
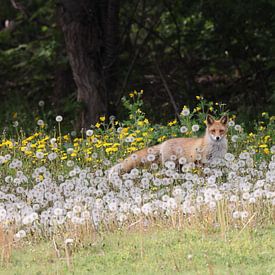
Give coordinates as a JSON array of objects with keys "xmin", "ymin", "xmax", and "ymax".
[{"xmin": 109, "ymin": 115, "xmax": 228, "ymax": 177}]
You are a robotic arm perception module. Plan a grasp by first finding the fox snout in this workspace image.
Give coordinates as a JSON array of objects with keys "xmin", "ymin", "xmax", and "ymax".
[{"xmin": 209, "ymin": 133, "xmax": 223, "ymax": 142}]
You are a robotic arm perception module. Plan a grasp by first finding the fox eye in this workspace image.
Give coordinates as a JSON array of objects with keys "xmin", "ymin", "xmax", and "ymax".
[
  {"xmin": 220, "ymin": 130, "xmax": 224, "ymax": 134},
  {"xmin": 211, "ymin": 130, "xmax": 215, "ymax": 134}
]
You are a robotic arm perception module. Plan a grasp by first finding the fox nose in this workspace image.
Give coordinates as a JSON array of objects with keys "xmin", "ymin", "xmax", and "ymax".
[{"xmin": 216, "ymin": 136, "xmax": 220, "ymax": 141}]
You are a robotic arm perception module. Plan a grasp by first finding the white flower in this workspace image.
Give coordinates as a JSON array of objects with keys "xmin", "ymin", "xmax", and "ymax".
[
  {"xmin": 48, "ymin": 152, "xmax": 57, "ymax": 161},
  {"xmin": 165, "ymin": 161, "xmax": 176, "ymax": 170},
  {"xmin": 231, "ymin": 135, "xmax": 238, "ymax": 143},
  {"xmin": 37, "ymin": 119, "xmax": 44, "ymax": 126},
  {"xmin": 15, "ymin": 230, "xmax": 26, "ymax": 239},
  {"xmin": 179, "ymin": 157, "xmax": 187, "ymax": 165},
  {"xmin": 67, "ymin": 148, "xmax": 74, "ymax": 154},
  {"xmin": 56, "ymin": 115, "xmax": 63, "ymax": 122},
  {"xmin": 131, "ymin": 154, "xmax": 138, "ymax": 160},
  {"xmin": 228, "ymin": 120, "xmax": 235, "ymax": 127},
  {"xmin": 181, "ymin": 108, "xmax": 190, "ymax": 116},
  {"xmin": 180, "ymin": 126, "xmax": 188, "ymax": 133},
  {"xmin": 54, "ymin": 208, "xmax": 64, "ymax": 216},
  {"xmin": 234, "ymin": 124, "xmax": 242, "ymax": 132},
  {"xmin": 65, "ymin": 238, "xmax": 74, "ymax": 245},
  {"xmin": 191, "ymin": 124, "xmax": 200, "ymax": 132},
  {"xmin": 71, "ymin": 131, "xmax": 77, "ymax": 137},
  {"xmin": 50, "ymin": 138, "xmax": 57, "ymax": 145},
  {"xmin": 36, "ymin": 151, "xmax": 44, "ymax": 159},
  {"xmin": 73, "ymin": 205, "xmax": 82, "ymax": 214},
  {"xmin": 38, "ymin": 100, "xmax": 45, "ymax": 107},
  {"xmin": 0, "ymin": 208, "xmax": 7, "ymax": 221},
  {"xmin": 147, "ymin": 154, "xmax": 155, "ymax": 162},
  {"xmin": 271, "ymin": 145, "xmax": 275, "ymax": 154},
  {"xmin": 232, "ymin": 211, "xmax": 240, "ymax": 219},
  {"xmin": 86, "ymin": 129, "xmax": 93, "ymax": 137},
  {"xmin": 224, "ymin": 153, "xmax": 235, "ymax": 162}
]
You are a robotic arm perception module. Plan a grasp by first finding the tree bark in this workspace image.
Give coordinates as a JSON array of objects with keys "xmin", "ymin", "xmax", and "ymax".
[{"xmin": 58, "ymin": 0, "xmax": 119, "ymax": 129}]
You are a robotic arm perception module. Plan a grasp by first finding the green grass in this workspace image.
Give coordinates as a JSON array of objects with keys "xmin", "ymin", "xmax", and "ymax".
[{"xmin": 2, "ymin": 226, "xmax": 275, "ymax": 275}]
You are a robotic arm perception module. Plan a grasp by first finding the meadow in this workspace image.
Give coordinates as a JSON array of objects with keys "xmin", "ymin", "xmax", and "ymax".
[{"xmin": 0, "ymin": 91, "xmax": 274, "ymax": 274}]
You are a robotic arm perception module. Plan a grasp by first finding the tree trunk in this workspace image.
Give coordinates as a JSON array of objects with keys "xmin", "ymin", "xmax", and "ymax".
[{"xmin": 58, "ymin": 0, "xmax": 119, "ymax": 130}]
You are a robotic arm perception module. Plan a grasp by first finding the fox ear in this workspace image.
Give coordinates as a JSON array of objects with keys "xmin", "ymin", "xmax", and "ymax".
[
  {"xmin": 206, "ymin": 114, "xmax": 215, "ymax": 126},
  {"xmin": 220, "ymin": 115, "xmax": 228, "ymax": 125}
]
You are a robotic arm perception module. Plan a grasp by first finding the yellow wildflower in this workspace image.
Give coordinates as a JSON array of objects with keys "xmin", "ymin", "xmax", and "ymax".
[
  {"xmin": 157, "ymin": 136, "xmax": 166, "ymax": 142},
  {"xmin": 259, "ymin": 144, "xmax": 267, "ymax": 148},
  {"xmin": 168, "ymin": 119, "xmax": 177, "ymax": 126}
]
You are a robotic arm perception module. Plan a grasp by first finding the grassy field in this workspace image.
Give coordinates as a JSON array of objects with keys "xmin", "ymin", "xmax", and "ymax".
[
  {"xmin": 0, "ymin": 95, "xmax": 274, "ymax": 274},
  {"xmin": 2, "ymin": 226, "xmax": 274, "ymax": 275}
]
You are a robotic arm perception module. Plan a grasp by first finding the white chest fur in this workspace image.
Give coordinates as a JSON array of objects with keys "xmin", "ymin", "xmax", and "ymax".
[{"xmin": 205, "ymin": 136, "xmax": 228, "ymax": 161}]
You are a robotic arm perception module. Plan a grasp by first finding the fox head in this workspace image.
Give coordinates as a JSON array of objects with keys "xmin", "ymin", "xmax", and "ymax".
[{"xmin": 206, "ymin": 114, "xmax": 228, "ymax": 142}]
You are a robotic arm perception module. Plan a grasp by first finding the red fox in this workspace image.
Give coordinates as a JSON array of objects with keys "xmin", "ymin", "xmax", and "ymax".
[{"xmin": 109, "ymin": 115, "xmax": 228, "ymax": 177}]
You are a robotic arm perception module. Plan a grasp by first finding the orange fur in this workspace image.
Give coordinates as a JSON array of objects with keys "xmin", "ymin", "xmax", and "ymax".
[{"xmin": 109, "ymin": 115, "xmax": 228, "ymax": 176}]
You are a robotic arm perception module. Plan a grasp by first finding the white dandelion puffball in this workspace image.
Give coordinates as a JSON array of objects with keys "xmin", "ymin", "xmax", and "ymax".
[
  {"xmin": 38, "ymin": 100, "xmax": 45, "ymax": 107},
  {"xmin": 65, "ymin": 238, "xmax": 74, "ymax": 245},
  {"xmin": 231, "ymin": 135, "xmax": 238, "ymax": 143},
  {"xmin": 234, "ymin": 124, "xmax": 242, "ymax": 132},
  {"xmin": 224, "ymin": 153, "xmax": 235, "ymax": 162},
  {"xmin": 67, "ymin": 148, "xmax": 74, "ymax": 154},
  {"xmin": 37, "ymin": 119, "xmax": 44, "ymax": 126},
  {"xmin": 86, "ymin": 129, "xmax": 93, "ymax": 137},
  {"xmin": 56, "ymin": 115, "xmax": 63, "ymax": 122},
  {"xmin": 36, "ymin": 151, "xmax": 44, "ymax": 159},
  {"xmin": 192, "ymin": 124, "xmax": 200, "ymax": 132},
  {"xmin": 180, "ymin": 126, "xmax": 188, "ymax": 133},
  {"xmin": 181, "ymin": 108, "xmax": 190, "ymax": 116},
  {"xmin": 48, "ymin": 152, "xmax": 57, "ymax": 161},
  {"xmin": 147, "ymin": 154, "xmax": 156, "ymax": 162}
]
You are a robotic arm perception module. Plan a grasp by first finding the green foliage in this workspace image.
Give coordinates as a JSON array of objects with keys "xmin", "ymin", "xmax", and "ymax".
[{"xmin": 0, "ymin": 0, "xmax": 275, "ymax": 127}]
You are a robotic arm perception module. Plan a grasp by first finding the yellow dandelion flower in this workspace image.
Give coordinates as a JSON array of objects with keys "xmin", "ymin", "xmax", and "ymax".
[
  {"xmin": 168, "ymin": 119, "xmax": 177, "ymax": 126},
  {"xmin": 259, "ymin": 144, "xmax": 267, "ymax": 148},
  {"xmin": 136, "ymin": 137, "xmax": 143, "ymax": 142},
  {"xmin": 157, "ymin": 136, "xmax": 166, "ymax": 142}
]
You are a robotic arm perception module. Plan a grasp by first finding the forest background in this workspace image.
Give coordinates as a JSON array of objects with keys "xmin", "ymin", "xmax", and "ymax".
[{"xmin": 0, "ymin": 0, "xmax": 275, "ymax": 131}]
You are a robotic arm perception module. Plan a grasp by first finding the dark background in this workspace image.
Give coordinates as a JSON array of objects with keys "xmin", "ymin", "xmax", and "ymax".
[{"xmin": 0, "ymin": 0, "xmax": 274, "ymax": 131}]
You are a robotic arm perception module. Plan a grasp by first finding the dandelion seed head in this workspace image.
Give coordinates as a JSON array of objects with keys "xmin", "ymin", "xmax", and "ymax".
[{"xmin": 56, "ymin": 115, "xmax": 63, "ymax": 122}]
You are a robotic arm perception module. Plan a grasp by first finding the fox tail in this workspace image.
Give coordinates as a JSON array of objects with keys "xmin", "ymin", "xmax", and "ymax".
[{"xmin": 108, "ymin": 144, "xmax": 161, "ymax": 180}]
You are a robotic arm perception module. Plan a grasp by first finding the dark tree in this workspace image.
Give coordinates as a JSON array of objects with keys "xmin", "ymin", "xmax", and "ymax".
[{"xmin": 58, "ymin": 0, "xmax": 119, "ymax": 129}]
